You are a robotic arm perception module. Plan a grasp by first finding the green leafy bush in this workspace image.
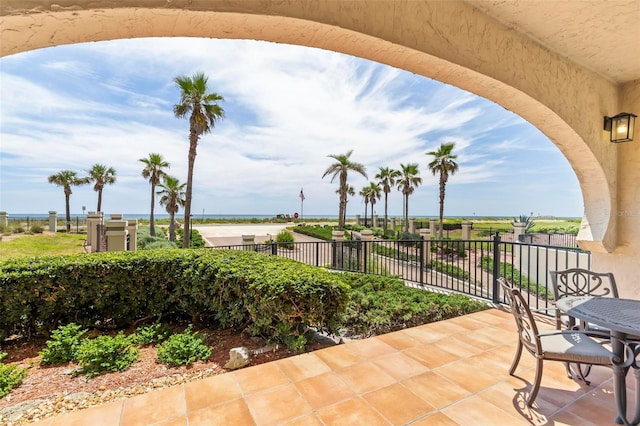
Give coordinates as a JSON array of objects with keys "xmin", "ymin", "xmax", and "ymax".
[
  {"xmin": 293, "ymin": 225, "xmax": 336, "ymax": 241},
  {"xmin": 338, "ymin": 273, "xmax": 487, "ymax": 336},
  {"xmin": 276, "ymin": 230, "xmax": 295, "ymax": 249},
  {"xmin": 157, "ymin": 326, "xmax": 211, "ymax": 366},
  {"xmin": 176, "ymin": 228, "xmax": 205, "ymax": 248},
  {"xmin": 75, "ymin": 332, "xmax": 139, "ymax": 378},
  {"xmin": 0, "ymin": 352, "xmax": 27, "ymax": 399},
  {"xmin": 40, "ymin": 323, "xmax": 87, "ymax": 364},
  {"xmin": 30, "ymin": 225, "xmax": 44, "ymax": 234},
  {"xmin": 133, "ymin": 323, "xmax": 173, "ymax": 345}
]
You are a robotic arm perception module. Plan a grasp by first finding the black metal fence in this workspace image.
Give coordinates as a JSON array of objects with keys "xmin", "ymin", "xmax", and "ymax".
[
  {"xmin": 518, "ymin": 232, "xmax": 578, "ymax": 248},
  {"xmin": 214, "ymin": 234, "xmax": 590, "ymax": 312}
]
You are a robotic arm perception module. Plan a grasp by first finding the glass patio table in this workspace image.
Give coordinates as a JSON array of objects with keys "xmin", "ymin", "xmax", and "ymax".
[{"xmin": 556, "ymin": 296, "xmax": 640, "ymax": 426}]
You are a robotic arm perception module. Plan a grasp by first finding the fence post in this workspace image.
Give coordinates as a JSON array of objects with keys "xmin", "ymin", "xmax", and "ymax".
[
  {"xmin": 461, "ymin": 221, "xmax": 472, "ymax": 249},
  {"xmin": 419, "ymin": 228, "xmax": 430, "ymax": 284},
  {"xmin": 331, "ymin": 231, "xmax": 345, "ymax": 269},
  {"xmin": 242, "ymin": 234, "xmax": 255, "ymax": 251},
  {"xmin": 48, "ymin": 211, "xmax": 57, "ymax": 232},
  {"xmin": 360, "ymin": 229, "xmax": 373, "ymax": 273},
  {"xmin": 492, "ymin": 232, "xmax": 501, "ymax": 303},
  {"xmin": 315, "ymin": 242, "xmax": 320, "ymax": 266}
]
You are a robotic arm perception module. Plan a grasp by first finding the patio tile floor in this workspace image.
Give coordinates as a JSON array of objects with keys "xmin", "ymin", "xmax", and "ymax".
[{"xmin": 28, "ymin": 308, "xmax": 623, "ymax": 425}]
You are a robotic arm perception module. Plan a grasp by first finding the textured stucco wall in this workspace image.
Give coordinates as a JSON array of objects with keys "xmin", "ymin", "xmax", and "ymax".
[{"xmin": 2, "ymin": 0, "xmax": 638, "ymax": 295}]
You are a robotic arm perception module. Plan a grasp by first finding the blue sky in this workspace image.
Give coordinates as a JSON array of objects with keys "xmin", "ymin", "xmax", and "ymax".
[{"xmin": 0, "ymin": 38, "xmax": 582, "ymax": 218}]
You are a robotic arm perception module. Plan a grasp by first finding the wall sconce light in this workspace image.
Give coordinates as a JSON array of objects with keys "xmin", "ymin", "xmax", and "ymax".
[{"xmin": 604, "ymin": 112, "xmax": 637, "ymax": 143}]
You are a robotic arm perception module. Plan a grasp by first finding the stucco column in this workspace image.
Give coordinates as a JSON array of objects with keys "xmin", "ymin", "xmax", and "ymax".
[
  {"xmin": 360, "ymin": 229, "xmax": 374, "ymax": 273},
  {"xmin": 242, "ymin": 234, "xmax": 255, "ymax": 250},
  {"xmin": 409, "ymin": 218, "xmax": 416, "ymax": 234},
  {"xmin": 127, "ymin": 219, "xmax": 138, "ymax": 251},
  {"xmin": 104, "ymin": 220, "xmax": 128, "ymax": 252},
  {"xmin": 372, "ymin": 214, "xmax": 379, "ymax": 228},
  {"xmin": 461, "ymin": 221, "xmax": 472, "ymax": 248},
  {"xmin": 47, "ymin": 211, "xmax": 57, "ymax": 232},
  {"xmin": 419, "ymin": 228, "xmax": 431, "ymax": 269},
  {"xmin": 355, "ymin": 214, "xmax": 361, "ymax": 226},
  {"xmin": 429, "ymin": 219, "xmax": 437, "ymax": 237},
  {"xmin": 86, "ymin": 211, "xmax": 103, "ymax": 251},
  {"xmin": 0, "ymin": 212, "xmax": 7, "ymax": 229},
  {"xmin": 110, "ymin": 214, "xmax": 123, "ymax": 220},
  {"xmin": 331, "ymin": 230, "xmax": 345, "ymax": 269},
  {"xmin": 391, "ymin": 217, "xmax": 396, "ymax": 231},
  {"xmin": 513, "ymin": 222, "xmax": 526, "ymax": 243}
]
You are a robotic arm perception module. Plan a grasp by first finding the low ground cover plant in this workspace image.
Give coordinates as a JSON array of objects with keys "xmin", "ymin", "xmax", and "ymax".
[
  {"xmin": 0, "ymin": 352, "xmax": 27, "ymax": 398},
  {"xmin": 133, "ymin": 323, "xmax": 173, "ymax": 346},
  {"xmin": 40, "ymin": 323, "xmax": 87, "ymax": 365},
  {"xmin": 156, "ymin": 326, "xmax": 212, "ymax": 366},
  {"xmin": 75, "ymin": 332, "xmax": 140, "ymax": 378},
  {"xmin": 275, "ymin": 230, "xmax": 295, "ymax": 249}
]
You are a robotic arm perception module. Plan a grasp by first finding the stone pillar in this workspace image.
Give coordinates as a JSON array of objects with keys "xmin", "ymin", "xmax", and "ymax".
[
  {"xmin": 360, "ymin": 229, "xmax": 374, "ymax": 272},
  {"xmin": 419, "ymin": 228, "xmax": 431, "ymax": 268},
  {"xmin": 48, "ymin": 211, "xmax": 57, "ymax": 232},
  {"xmin": 127, "ymin": 219, "xmax": 138, "ymax": 251},
  {"xmin": 110, "ymin": 214, "xmax": 123, "ymax": 220},
  {"xmin": 355, "ymin": 214, "xmax": 361, "ymax": 226},
  {"xmin": 331, "ymin": 230, "xmax": 345, "ymax": 269},
  {"xmin": 372, "ymin": 214, "xmax": 379, "ymax": 228},
  {"xmin": 391, "ymin": 217, "xmax": 396, "ymax": 232},
  {"xmin": 429, "ymin": 218, "xmax": 437, "ymax": 236},
  {"xmin": 86, "ymin": 212, "xmax": 103, "ymax": 251},
  {"xmin": 461, "ymin": 221, "xmax": 472, "ymax": 248},
  {"xmin": 409, "ymin": 218, "xmax": 416, "ymax": 234},
  {"xmin": 242, "ymin": 234, "xmax": 255, "ymax": 250},
  {"xmin": 105, "ymin": 220, "xmax": 128, "ymax": 252},
  {"xmin": 513, "ymin": 222, "xmax": 527, "ymax": 243},
  {"xmin": 0, "ymin": 211, "xmax": 7, "ymax": 229}
]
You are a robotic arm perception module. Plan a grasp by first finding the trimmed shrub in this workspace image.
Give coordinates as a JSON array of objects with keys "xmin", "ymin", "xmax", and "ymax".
[
  {"xmin": 75, "ymin": 332, "xmax": 139, "ymax": 378},
  {"xmin": 157, "ymin": 326, "xmax": 211, "ymax": 366},
  {"xmin": 276, "ymin": 230, "xmax": 295, "ymax": 249},
  {"xmin": 0, "ymin": 250, "xmax": 350, "ymax": 350},
  {"xmin": 40, "ymin": 323, "xmax": 87, "ymax": 364},
  {"xmin": 30, "ymin": 225, "xmax": 45, "ymax": 234}
]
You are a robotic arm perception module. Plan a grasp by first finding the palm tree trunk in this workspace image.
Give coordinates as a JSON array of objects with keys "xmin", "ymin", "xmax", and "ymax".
[
  {"xmin": 364, "ymin": 201, "xmax": 368, "ymax": 227},
  {"xmin": 97, "ymin": 189, "xmax": 103, "ymax": 212},
  {"xmin": 183, "ymin": 132, "xmax": 198, "ymax": 248},
  {"xmin": 150, "ymin": 184, "xmax": 156, "ymax": 237},
  {"xmin": 384, "ymin": 192, "xmax": 388, "ymax": 232},
  {"xmin": 65, "ymin": 193, "xmax": 71, "ymax": 233},
  {"xmin": 439, "ymin": 177, "xmax": 446, "ymax": 239},
  {"xmin": 169, "ymin": 212, "xmax": 175, "ymax": 242},
  {"xmin": 404, "ymin": 193, "xmax": 409, "ymax": 233}
]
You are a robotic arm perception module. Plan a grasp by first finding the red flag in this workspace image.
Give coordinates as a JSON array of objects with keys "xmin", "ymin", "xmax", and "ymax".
[{"xmin": 299, "ymin": 189, "xmax": 305, "ymax": 201}]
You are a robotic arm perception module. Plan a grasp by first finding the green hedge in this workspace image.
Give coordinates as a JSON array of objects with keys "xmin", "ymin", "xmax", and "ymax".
[
  {"xmin": 0, "ymin": 250, "xmax": 349, "ymax": 349},
  {"xmin": 338, "ymin": 273, "xmax": 488, "ymax": 336}
]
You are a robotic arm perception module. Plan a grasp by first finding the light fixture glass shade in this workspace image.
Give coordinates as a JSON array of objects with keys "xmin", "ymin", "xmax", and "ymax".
[{"xmin": 606, "ymin": 112, "xmax": 637, "ymax": 143}]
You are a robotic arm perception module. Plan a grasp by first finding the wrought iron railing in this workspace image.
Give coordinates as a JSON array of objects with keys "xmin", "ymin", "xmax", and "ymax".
[{"xmin": 213, "ymin": 234, "xmax": 590, "ymax": 312}]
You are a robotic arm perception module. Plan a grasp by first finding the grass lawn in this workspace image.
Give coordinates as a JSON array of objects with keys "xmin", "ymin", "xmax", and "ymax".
[{"xmin": 0, "ymin": 233, "xmax": 86, "ymax": 259}]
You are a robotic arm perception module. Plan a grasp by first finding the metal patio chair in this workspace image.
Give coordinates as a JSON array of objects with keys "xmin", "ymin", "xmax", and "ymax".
[{"xmin": 499, "ymin": 278, "xmax": 613, "ymax": 407}]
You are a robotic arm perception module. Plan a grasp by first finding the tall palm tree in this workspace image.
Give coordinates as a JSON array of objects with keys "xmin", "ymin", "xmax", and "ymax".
[
  {"xmin": 375, "ymin": 167, "xmax": 401, "ymax": 232},
  {"xmin": 396, "ymin": 163, "xmax": 422, "ymax": 232},
  {"xmin": 359, "ymin": 185, "xmax": 372, "ymax": 226},
  {"xmin": 322, "ymin": 150, "xmax": 367, "ymax": 230},
  {"xmin": 87, "ymin": 164, "xmax": 116, "ymax": 212},
  {"xmin": 157, "ymin": 175, "xmax": 186, "ymax": 243},
  {"xmin": 139, "ymin": 153, "xmax": 170, "ymax": 237},
  {"xmin": 47, "ymin": 170, "xmax": 89, "ymax": 232},
  {"xmin": 367, "ymin": 182, "xmax": 382, "ymax": 226},
  {"xmin": 427, "ymin": 142, "xmax": 459, "ymax": 239},
  {"xmin": 337, "ymin": 185, "xmax": 356, "ymax": 227},
  {"xmin": 173, "ymin": 72, "xmax": 225, "ymax": 248}
]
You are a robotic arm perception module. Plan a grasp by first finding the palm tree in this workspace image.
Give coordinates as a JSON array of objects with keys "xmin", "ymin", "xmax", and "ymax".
[
  {"xmin": 367, "ymin": 182, "xmax": 382, "ymax": 226},
  {"xmin": 87, "ymin": 164, "xmax": 116, "ymax": 212},
  {"xmin": 396, "ymin": 163, "xmax": 422, "ymax": 232},
  {"xmin": 47, "ymin": 170, "xmax": 89, "ymax": 232},
  {"xmin": 322, "ymin": 150, "xmax": 367, "ymax": 230},
  {"xmin": 359, "ymin": 185, "xmax": 371, "ymax": 226},
  {"xmin": 173, "ymin": 72, "xmax": 225, "ymax": 248},
  {"xmin": 139, "ymin": 153, "xmax": 170, "ymax": 237},
  {"xmin": 375, "ymin": 167, "xmax": 401, "ymax": 232},
  {"xmin": 337, "ymin": 185, "xmax": 356, "ymax": 226},
  {"xmin": 157, "ymin": 175, "xmax": 186, "ymax": 243},
  {"xmin": 427, "ymin": 142, "xmax": 459, "ymax": 239}
]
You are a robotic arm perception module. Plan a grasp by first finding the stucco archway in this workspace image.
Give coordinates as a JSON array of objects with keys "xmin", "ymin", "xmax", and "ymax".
[{"xmin": 3, "ymin": 1, "xmax": 638, "ymax": 293}]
